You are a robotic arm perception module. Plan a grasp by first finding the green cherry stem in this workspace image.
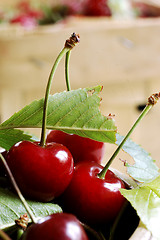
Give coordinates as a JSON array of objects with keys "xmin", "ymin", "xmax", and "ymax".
[
  {"xmin": 81, "ymin": 223, "xmax": 106, "ymax": 240},
  {"xmin": 17, "ymin": 229, "xmax": 24, "ymax": 240},
  {"xmin": 0, "ymin": 153, "xmax": 37, "ymax": 224},
  {"xmin": 40, "ymin": 32, "xmax": 80, "ymax": 147},
  {"xmin": 98, "ymin": 92, "xmax": 160, "ymax": 179},
  {"xmin": 40, "ymin": 47, "xmax": 69, "ymax": 147},
  {"xmin": 65, "ymin": 50, "xmax": 71, "ymax": 91},
  {"xmin": 109, "ymin": 201, "xmax": 129, "ymax": 240}
]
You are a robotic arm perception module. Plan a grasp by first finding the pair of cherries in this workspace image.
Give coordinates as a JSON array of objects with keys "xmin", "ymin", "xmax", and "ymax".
[
  {"xmin": 5, "ymin": 130, "xmax": 106, "ymax": 202},
  {"xmin": 4, "ymin": 129, "xmax": 125, "ymax": 239}
]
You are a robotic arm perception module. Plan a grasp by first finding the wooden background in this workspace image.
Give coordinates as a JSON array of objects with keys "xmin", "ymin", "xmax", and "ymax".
[{"xmin": 0, "ymin": 10, "xmax": 160, "ymax": 173}]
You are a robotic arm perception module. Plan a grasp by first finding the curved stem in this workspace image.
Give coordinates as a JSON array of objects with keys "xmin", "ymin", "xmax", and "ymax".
[
  {"xmin": 81, "ymin": 222, "xmax": 106, "ymax": 240},
  {"xmin": 98, "ymin": 104, "xmax": 152, "ymax": 179},
  {"xmin": 40, "ymin": 47, "xmax": 69, "ymax": 146},
  {"xmin": 0, "ymin": 229, "xmax": 11, "ymax": 240},
  {"xmin": 65, "ymin": 50, "xmax": 71, "ymax": 91},
  {"xmin": 109, "ymin": 201, "xmax": 128, "ymax": 240},
  {"xmin": 0, "ymin": 153, "xmax": 37, "ymax": 224}
]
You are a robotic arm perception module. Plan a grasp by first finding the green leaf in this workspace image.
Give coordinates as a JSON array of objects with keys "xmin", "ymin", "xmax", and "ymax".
[
  {"xmin": 120, "ymin": 176, "xmax": 160, "ymax": 239},
  {"xmin": 117, "ymin": 134, "xmax": 159, "ymax": 182},
  {"xmin": 0, "ymin": 187, "xmax": 62, "ymax": 230},
  {"xmin": 0, "ymin": 86, "xmax": 117, "ymax": 150},
  {"xmin": 0, "ymin": 129, "xmax": 37, "ymax": 151}
]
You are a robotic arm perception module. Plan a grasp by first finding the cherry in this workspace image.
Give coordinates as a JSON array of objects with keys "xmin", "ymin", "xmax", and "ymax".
[
  {"xmin": 59, "ymin": 161, "xmax": 126, "ymax": 226},
  {"xmin": 6, "ymin": 141, "xmax": 73, "ymax": 202},
  {"xmin": 22, "ymin": 213, "xmax": 89, "ymax": 240},
  {"xmin": 46, "ymin": 130, "xmax": 105, "ymax": 164}
]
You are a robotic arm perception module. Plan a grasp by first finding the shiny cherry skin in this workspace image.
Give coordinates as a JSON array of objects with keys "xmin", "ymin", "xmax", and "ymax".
[
  {"xmin": 6, "ymin": 141, "xmax": 74, "ymax": 202},
  {"xmin": 22, "ymin": 213, "xmax": 89, "ymax": 240},
  {"xmin": 60, "ymin": 161, "xmax": 126, "ymax": 226},
  {"xmin": 46, "ymin": 130, "xmax": 105, "ymax": 164}
]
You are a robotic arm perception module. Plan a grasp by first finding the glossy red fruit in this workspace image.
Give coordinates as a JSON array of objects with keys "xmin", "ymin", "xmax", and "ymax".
[
  {"xmin": 6, "ymin": 141, "xmax": 73, "ymax": 202},
  {"xmin": 22, "ymin": 213, "xmax": 89, "ymax": 240},
  {"xmin": 60, "ymin": 161, "xmax": 126, "ymax": 226},
  {"xmin": 46, "ymin": 130, "xmax": 105, "ymax": 164}
]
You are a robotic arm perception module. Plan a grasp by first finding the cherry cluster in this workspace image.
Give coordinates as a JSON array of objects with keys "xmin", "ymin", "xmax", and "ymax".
[{"xmin": 1, "ymin": 130, "xmax": 126, "ymax": 240}]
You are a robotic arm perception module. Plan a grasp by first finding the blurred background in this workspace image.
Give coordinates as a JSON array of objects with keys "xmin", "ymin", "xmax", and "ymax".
[{"xmin": 0, "ymin": 0, "xmax": 160, "ymax": 172}]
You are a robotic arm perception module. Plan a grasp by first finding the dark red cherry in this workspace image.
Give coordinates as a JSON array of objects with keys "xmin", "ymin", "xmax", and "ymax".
[
  {"xmin": 22, "ymin": 213, "xmax": 89, "ymax": 240},
  {"xmin": 6, "ymin": 141, "xmax": 74, "ymax": 202},
  {"xmin": 60, "ymin": 161, "xmax": 126, "ymax": 226},
  {"xmin": 46, "ymin": 130, "xmax": 105, "ymax": 164}
]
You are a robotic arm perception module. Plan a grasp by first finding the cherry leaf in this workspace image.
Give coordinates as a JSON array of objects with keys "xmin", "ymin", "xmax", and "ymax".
[
  {"xmin": 0, "ymin": 86, "xmax": 117, "ymax": 150},
  {"xmin": 0, "ymin": 187, "xmax": 62, "ymax": 231},
  {"xmin": 0, "ymin": 129, "xmax": 37, "ymax": 151},
  {"xmin": 117, "ymin": 134, "xmax": 159, "ymax": 183},
  {"xmin": 120, "ymin": 176, "xmax": 160, "ymax": 239}
]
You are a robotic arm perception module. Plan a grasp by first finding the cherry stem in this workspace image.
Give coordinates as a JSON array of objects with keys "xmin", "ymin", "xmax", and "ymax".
[
  {"xmin": 81, "ymin": 223, "xmax": 106, "ymax": 240},
  {"xmin": 40, "ymin": 47, "xmax": 69, "ymax": 147},
  {"xmin": 40, "ymin": 32, "xmax": 80, "ymax": 147},
  {"xmin": 0, "ymin": 153, "xmax": 37, "ymax": 224},
  {"xmin": 0, "ymin": 229, "xmax": 11, "ymax": 240},
  {"xmin": 17, "ymin": 229, "xmax": 24, "ymax": 240},
  {"xmin": 65, "ymin": 50, "xmax": 71, "ymax": 91},
  {"xmin": 98, "ymin": 92, "xmax": 160, "ymax": 179},
  {"xmin": 109, "ymin": 201, "xmax": 128, "ymax": 240}
]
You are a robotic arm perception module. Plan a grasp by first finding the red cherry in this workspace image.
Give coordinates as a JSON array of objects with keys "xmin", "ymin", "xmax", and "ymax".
[
  {"xmin": 46, "ymin": 130, "xmax": 105, "ymax": 164},
  {"xmin": 6, "ymin": 141, "xmax": 74, "ymax": 202},
  {"xmin": 60, "ymin": 161, "xmax": 126, "ymax": 226},
  {"xmin": 22, "ymin": 213, "xmax": 89, "ymax": 240},
  {"xmin": 83, "ymin": 0, "xmax": 111, "ymax": 16}
]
